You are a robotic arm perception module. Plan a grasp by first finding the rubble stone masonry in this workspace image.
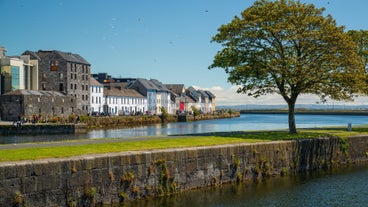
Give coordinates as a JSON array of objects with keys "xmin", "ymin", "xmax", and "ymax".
[{"xmin": 0, "ymin": 136, "xmax": 367, "ymax": 206}]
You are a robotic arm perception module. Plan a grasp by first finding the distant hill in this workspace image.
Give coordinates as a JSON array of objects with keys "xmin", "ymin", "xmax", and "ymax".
[{"xmin": 217, "ymin": 104, "xmax": 368, "ymax": 111}]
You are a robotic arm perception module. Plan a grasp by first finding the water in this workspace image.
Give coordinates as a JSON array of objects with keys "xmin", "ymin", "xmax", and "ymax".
[
  {"xmin": 1, "ymin": 113, "xmax": 367, "ymax": 144},
  {"xmin": 124, "ymin": 166, "xmax": 368, "ymax": 207}
]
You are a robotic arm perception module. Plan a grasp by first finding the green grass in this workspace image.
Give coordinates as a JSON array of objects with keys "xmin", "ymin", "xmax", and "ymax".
[{"xmin": 1, "ymin": 127, "xmax": 368, "ymax": 162}]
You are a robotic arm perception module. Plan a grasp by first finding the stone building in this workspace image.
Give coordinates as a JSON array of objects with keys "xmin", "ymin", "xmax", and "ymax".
[
  {"xmin": 23, "ymin": 50, "xmax": 91, "ymax": 115},
  {"xmin": 0, "ymin": 89, "xmax": 76, "ymax": 121}
]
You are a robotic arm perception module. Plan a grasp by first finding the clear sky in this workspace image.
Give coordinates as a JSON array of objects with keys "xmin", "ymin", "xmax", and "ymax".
[{"xmin": 1, "ymin": 0, "xmax": 368, "ymax": 106}]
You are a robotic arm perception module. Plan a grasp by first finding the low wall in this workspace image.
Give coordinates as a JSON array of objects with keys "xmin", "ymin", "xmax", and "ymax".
[
  {"xmin": 0, "ymin": 124, "xmax": 87, "ymax": 135},
  {"xmin": 0, "ymin": 136, "xmax": 367, "ymax": 206}
]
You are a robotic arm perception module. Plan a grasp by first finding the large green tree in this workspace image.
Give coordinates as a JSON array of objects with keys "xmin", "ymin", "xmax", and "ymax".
[
  {"xmin": 347, "ymin": 30, "xmax": 368, "ymax": 70},
  {"xmin": 209, "ymin": 0, "xmax": 366, "ymax": 133}
]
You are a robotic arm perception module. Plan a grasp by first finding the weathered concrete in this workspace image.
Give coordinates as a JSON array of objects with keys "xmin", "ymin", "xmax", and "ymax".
[{"xmin": 0, "ymin": 136, "xmax": 367, "ymax": 206}]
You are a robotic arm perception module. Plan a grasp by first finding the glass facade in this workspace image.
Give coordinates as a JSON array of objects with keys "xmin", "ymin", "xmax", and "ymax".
[{"xmin": 11, "ymin": 66, "xmax": 20, "ymax": 90}]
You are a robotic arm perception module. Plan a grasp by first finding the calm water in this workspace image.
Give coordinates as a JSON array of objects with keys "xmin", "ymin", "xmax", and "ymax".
[
  {"xmin": 0, "ymin": 113, "xmax": 367, "ymax": 144},
  {"xmin": 124, "ymin": 166, "xmax": 368, "ymax": 207}
]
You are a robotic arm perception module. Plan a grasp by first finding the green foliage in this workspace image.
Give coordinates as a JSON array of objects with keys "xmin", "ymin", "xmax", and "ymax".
[
  {"xmin": 121, "ymin": 172, "xmax": 135, "ymax": 183},
  {"xmin": 160, "ymin": 107, "xmax": 169, "ymax": 123},
  {"xmin": 13, "ymin": 191, "xmax": 23, "ymax": 206},
  {"xmin": 209, "ymin": 0, "xmax": 366, "ymax": 133},
  {"xmin": 83, "ymin": 187, "xmax": 97, "ymax": 206},
  {"xmin": 191, "ymin": 106, "xmax": 200, "ymax": 118},
  {"xmin": 339, "ymin": 137, "xmax": 349, "ymax": 156},
  {"xmin": 347, "ymin": 30, "xmax": 368, "ymax": 70}
]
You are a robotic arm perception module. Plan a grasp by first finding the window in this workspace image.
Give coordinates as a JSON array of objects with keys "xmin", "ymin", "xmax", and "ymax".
[
  {"xmin": 70, "ymin": 84, "xmax": 73, "ymax": 90},
  {"xmin": 11, "ymin": 66, "xmax": 20, "ymax": 90},
  {"xmin": 59, "ymin": 83, "xmax": 64, "ymax": 92},
  {"xmin": 42, "ymin": 83, "xmax": 46, "ymax": 90},
  {"xmin": 59, "ymin": 73, "xmax": 63, "ymax": 80},
  {"xmin": 74, "ymin": 74, "xmax": 77, "ymax": 79},
  {"xmin": 50, "ymin": 60, "xmax": 58, "ymax": 71},
  {"xmin": 42, "ymin": 73, "xmax": 46, "ymax": 81},
  {"xmin": 74, "ymin": 84, "xmax": 77, "ymax": 90},
  {"xmin": 70, "ymin": 73, "xmax": 73, "ymax": 79}
]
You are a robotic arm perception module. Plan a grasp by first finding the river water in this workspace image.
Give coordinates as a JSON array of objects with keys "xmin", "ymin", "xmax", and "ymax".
[
  {"xmin": 124, "ymin": 165, "xmax": 368, "ymax": 207},
  {"xmin": 0, "ymin": 113, "xmax": 367, "ymax": 144}
]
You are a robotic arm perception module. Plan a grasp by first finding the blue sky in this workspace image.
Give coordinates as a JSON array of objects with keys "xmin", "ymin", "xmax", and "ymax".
[{"xmin": 1, "ymin": 0, "xmax": 368, "ymax": 106}]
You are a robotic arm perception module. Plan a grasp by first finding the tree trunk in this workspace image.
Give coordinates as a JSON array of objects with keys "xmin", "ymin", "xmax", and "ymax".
[{"xmin": 288, "ymin": 100, "xmax": 297, "ymax": 134}]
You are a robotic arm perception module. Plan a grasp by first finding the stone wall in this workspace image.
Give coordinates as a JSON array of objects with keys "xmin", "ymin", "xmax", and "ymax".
[
  {"xmin": 0, "ymin": 124, "xmax": 82, "ymax": 135},
  {"xmin": 0, "ymin": 136, "xmax": 367, "ymax": 206}
]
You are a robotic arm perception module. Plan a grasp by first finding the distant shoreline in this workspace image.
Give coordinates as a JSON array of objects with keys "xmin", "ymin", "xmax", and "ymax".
[{"xmin": 240, "ymin": 109, "xmax": 368, "ymax": 116}]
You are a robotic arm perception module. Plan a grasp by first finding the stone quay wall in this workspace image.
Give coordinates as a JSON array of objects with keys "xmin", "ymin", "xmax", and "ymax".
[
  {"xmin": 0, "ymin": 124, "xmax": 86, "ymax": 135},
  {"xmin": 0, "ymin": 136, "xmax": 367, "ymax": 206}
]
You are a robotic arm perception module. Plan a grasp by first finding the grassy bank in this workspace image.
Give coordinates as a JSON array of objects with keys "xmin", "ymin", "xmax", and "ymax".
[{"xmin": 1, "ymin": 127, "xmax": 367, "ymax": 162}]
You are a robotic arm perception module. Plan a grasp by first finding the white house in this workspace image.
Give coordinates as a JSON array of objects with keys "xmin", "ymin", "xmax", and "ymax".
[
  {"xmin": 90, "ymin": 77, "xmax": 104, "ymax": 114},
  {"xmin": 103, "ymin": 86, "xmax": 147, "ymax": 115}
]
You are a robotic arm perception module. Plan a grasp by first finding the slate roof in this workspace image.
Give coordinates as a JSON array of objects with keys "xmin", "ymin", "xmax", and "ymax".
[
  {"xmin": 165, "ymin": 84, "xmax": 185, "ymax": 94},
  {"xmin": 22, "ymin": 51, "xmax": 41, "ymax": 61},
  {"xmin": 104, "ymin": 88, "xmax": 145, "ymax": 98},
  {"xmin": 135, "ymin": 78, "xmax": 160, "ymax": 90},
  {"xmin": 150, "ymin": 79, "xmax": 170, "ymax": 92},
  {"xmin": 104, "ymin": 82, "xmax": 129, "ymax": 89},
  {"xmin": 186, "ymin": 86, "xmax": 200, "ymax": 102},
  {"xmin": 205, "ymin": 90, "xmax": 216, "ymax": 98},
  {"xmin": 36, "ymin": 50, "xmax": 90, "ymax": 65},
  {"xmin": 90, "ymin": 77, "xmax": 103, "ymax": 86},
  {"xmin": 197, "ymin": 90, "xmax": 209, "ymax": 99}
]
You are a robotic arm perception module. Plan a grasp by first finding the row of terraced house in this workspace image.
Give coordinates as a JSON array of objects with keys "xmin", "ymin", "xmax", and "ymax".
[{"xmin": 0, "ymin": 47, "xmax": 215, "ymax": 121}]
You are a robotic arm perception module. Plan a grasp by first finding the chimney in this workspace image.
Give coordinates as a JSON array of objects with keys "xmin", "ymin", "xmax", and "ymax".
[{"xmin": 0, "ymin": 47, "xmax": 7, "ymax": 58}]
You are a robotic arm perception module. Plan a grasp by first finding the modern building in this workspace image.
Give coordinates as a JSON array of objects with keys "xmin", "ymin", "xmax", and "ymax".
[
  {"xmin": 24, "ymin": 50, "xmax": 91, "ymax": 115},
  {"xmin": 0, "ymin": 47, "xmax": 39, "ymax": 95}
]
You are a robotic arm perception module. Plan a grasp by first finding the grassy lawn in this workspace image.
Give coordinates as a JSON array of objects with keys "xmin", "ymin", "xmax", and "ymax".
[{"xmin": 1, "ymin": 127, "xmax": 368, "ymax": 162}]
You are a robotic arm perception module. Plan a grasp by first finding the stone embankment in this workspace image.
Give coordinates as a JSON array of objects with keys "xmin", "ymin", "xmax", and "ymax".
[
  {"xmin": 0, "ymin": 136, "xmax": 367, "ymax": 206},
  {"xmin": 0, "ymin": 113, "xmax": 239, "ymax": 135},
  {"xmin": 0, "ymin": 123, "xmax": 87, "ymax": 135}
]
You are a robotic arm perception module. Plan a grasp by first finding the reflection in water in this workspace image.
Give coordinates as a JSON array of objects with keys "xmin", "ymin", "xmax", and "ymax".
[
  {"xmin": 123, "ymin": 166, "xmax": 368, "ymax": 207},
  {"xmin": 1, "ymin": 114, "xmax": 367, "ymax": 144}
]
